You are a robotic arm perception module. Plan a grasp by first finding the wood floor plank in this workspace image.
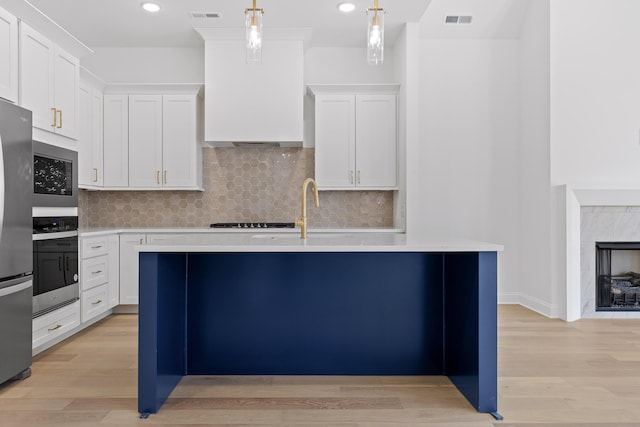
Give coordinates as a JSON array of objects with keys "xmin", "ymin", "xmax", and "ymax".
[{"xmin": 1, "ymin": 306, "xmax": 640, "ymax": 425}]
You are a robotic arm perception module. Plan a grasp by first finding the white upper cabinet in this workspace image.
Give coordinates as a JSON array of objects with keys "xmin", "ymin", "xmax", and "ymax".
[
  {"xmin": 129, "ymin": 95, "xmax": 163, "ymax": 188},
  {"xmin": 78, "ymin": 80, "xmax": 104, "ymax": 187},
  {"xmin": 103, "ymin": 86, "xmax": 203, "ymax": 190},
  {"xmin": 103, "ymin": 95, "xmax": 129, "ymax": 187},
  {"xmin": 314, "ymin": 95, "xmax": 356, "ymax": 188},
  {"xmin": 0, "ymin": 6, "xmax": 18, "ymax": 103},
  {"xmin": 203, "ymin": 39, "xmax": 303, "ymax": 143},
  {"xmin": 19, "ymin": 22, "xmax": 79, "ymax": 139},
  {"xmin": 309, "ymin": 85, "xmax": 399, "ymax": 190},
  {"xmin": 162, "ymin": 95, "xmax": 202, "ymax": 188}
]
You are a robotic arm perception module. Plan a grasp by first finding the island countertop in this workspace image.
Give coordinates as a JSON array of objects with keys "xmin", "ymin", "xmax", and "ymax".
[{"xmin": 134, "ymin": 232, "xmax": 504, "ymax": 253}]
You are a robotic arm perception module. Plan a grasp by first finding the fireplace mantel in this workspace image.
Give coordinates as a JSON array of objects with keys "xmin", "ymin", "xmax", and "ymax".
[{"xmin": 563, "ymin": 186, "xmax": 640, "ymax": 321}]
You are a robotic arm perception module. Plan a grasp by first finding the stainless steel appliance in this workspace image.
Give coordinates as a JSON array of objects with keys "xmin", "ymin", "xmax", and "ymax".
[
  {"xmin": 32, "ymin": 216, "xmax": 79, "ymax": 317},
  {"xmin": 210, "ymin": 222, "xmax": 295, "ymax": 229},
  {"xmin": 32, "ymin": 141, "xmax": 78, "ymax": 208},
  {"xmin": 0, "ymin": 99, "xmax": 33, "ymax": 384}
]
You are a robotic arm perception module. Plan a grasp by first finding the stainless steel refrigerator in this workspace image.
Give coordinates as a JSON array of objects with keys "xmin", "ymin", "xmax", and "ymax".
[{"xmin": 0, "ymin": 99, "xmax": 33, "ymax": 385}]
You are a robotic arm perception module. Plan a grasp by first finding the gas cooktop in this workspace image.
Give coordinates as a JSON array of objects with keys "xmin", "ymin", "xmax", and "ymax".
[{"xmin": 210, "ymin": 222, "xmax": 295, "ymax": 229}]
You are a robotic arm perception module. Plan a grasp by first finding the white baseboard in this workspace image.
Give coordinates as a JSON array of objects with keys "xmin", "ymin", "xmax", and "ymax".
[{"xmin": 518, "ymin": 294, "xmax": 554, "ymax": 318}]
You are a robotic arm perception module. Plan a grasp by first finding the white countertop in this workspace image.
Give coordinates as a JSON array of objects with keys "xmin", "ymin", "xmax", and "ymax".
[
  {"xmin": 134, "ymin": 232, "xmax": 503, "ymax": 253},
  {"xmin": 79, "ymin": 227, "xmax": 403, "ymax": 237}
]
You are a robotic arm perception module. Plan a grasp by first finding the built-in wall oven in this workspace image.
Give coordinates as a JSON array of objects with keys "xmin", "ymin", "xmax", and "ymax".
[
  {"xmin": 32, "ymin": 141, "xmax": 79, "ymax": 318},
  {"xmin": 32, "ymin": 216, "xmax": 79, "ymax": 317}
]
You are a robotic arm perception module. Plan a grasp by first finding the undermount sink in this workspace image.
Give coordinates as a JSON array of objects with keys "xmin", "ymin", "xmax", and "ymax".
[{"xmin": 251, "ymin": 233, "xmax": 352, "ymax": 240}]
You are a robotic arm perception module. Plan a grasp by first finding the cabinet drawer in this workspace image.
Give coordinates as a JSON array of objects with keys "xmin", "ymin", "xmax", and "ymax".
[
  {"xmin": 33, "ymin": 301, "xmax": 80, "ymax": 349},
  {"xmin": 81, "ymin": 236, "xmax": 109, "ymax": 258},
  {"xmin": 81, "ymin": 283, "xmax": 109, "ymax": 323},
  {"xmin": 81, "ymin": 255, "xmax": 108, "ymax": 291}
]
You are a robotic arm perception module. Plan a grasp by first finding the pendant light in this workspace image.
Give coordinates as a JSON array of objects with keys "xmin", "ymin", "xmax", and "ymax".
[
  {"xmin": 245, "ymin": 0, "xmax": 264, "ymax": 63},
  {"xmin": 366, "ymin": 0, "xmax": 386, "ymax": 66}
]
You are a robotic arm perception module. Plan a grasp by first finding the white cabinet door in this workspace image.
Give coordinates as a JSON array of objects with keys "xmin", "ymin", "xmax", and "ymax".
[
  {"xmin": 78, "ymin": 83, "xmax": 92, "ymax": 186},
  {"xmin": 129, "ymin": 95, "xmax": 162, "ymax": 188},
  {"xmin": 91, "ymin": 89, "xmax": 104, "ymax": 186},
  {"xmin": 19, "ymin": 22, "xmax": 78, "ymax": 139},
  {"xmin": 103, "ymin": 95, "xmax": 129, "ymax": 187},
  {"xmin": 314, "ymin": 95, "xmax": 356, "ymax": 189},
  {"xmin": 0, "ymin": 6, "xmax": 18, "ymax": 103},
  {"xmin": 162, "ymin": 95, "xmax": 198, "ymax": 188},
  {"xmin": 119, "ymin": 234, "xmax": 145, "ymax": 305},
  {"xmin": 107, "ymin": 235, "xmax": 119, "ymax": 309},
  {"xmin": 52, "ymin": 46, "xmax": 79, "ymax": 139},
  {"xmin": 79, "ymin": 84, "xmax": 104, "ymax": 187},
  {"xmin": 355, "ymin": 95, "xmax": 397, "ymax": 188},
  {"xmin": 19, "ymin": 22, "xmax": 54, "ymax": 132}
]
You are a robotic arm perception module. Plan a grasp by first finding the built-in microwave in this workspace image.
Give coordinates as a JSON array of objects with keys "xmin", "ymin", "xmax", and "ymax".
[{"xmin": 32, "ymin": 141, "xmax": 78, "ymax": 208}]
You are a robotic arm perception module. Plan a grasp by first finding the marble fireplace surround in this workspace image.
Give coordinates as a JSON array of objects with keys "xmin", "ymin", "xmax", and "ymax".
[{"xmin": 565, "ymin": 188, "xmax": 640, "ymax": 320}]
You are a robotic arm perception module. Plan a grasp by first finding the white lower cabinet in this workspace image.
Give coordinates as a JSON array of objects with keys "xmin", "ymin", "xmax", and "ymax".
[
  {"xmin": 80, "ymin": 234, "xmax": 119, "ymax": 323},
  {"xmin": 81, "ymin": 283, "xmax": 108, "ymax": 323},
  {"xmin": 32, "ymin": 301, "xmax": 80, "ymax": 350},
  {"xmin": 119, "ymin": 234, "xmax": 146, "ymax": 305}
]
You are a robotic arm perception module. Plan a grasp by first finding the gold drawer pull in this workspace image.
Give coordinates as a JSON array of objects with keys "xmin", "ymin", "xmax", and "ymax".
[
  {"xmin": 51, "ymin": 108, "xmax": 57, "ymax": 127},
  {"xmin": 93, "ymin": 168, "xmax": 98, "ymax": 183},
  {"xmin": 92, "ymin": 300, "xmax": 103, "ymax": 305},
  {"xmin": 91, "ymin": 270, "xmax": 102, "ymax": 275},
  {"xmin": 91, "ymin": 245, "xmax": 103, "ymax": 249},
  {"xmin": 48, "ymin": 324, "xmax": 62, "ymax": 332}
]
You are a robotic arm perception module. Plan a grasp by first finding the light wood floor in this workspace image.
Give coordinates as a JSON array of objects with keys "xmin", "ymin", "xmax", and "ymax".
[{"xmin": 1, "ymin": 305, "xmax": 640, "ymax": 426}]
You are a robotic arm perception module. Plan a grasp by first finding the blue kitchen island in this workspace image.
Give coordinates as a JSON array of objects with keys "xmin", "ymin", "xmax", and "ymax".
[{"xmin": 136, "ymin": 233, "xmax": 502, "ymax": 419}]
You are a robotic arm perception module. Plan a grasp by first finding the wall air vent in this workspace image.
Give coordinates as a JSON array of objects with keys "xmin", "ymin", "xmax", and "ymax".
[
  {"xmin": 444, "ymin": 15, "xmax": 473, "ymax": 25},
  {"xmin": 191, "ymin": 12, "xmax": 221, "ymax": 19}
]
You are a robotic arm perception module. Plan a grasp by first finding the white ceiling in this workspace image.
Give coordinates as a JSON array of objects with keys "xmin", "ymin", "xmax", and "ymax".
[
  {"xmin": 23, "ymin": 0, "xmax": 531, "ymax": 51},
  {"xmin": 25, "ymin": 0, "xmax": 432, "ymax": 49}
]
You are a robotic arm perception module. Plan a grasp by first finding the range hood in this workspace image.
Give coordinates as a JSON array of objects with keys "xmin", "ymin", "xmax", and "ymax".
[
  {"xmin": 203, "ymin": 141, "xmax": 302, "ymax": 148},
  {"xmin": 196, "ymin": 28, "xmax": 310, "ymax": 147}
]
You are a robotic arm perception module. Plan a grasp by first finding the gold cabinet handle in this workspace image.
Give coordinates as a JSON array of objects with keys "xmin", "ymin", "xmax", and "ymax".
[
  {"xmin": 48, "ymin": 324, "xmax": 62, "ymax": 332},
  {"xmin": 163, "ymin": 170, "xmax": 167, "ymax": 185},
  {"xmin": 51, "ymin": 107, "xmax": 57, "ymax": 127},
  {"xmin": 93, "ymin": 168, "xmax": 98, "ymax": 182},
  {"xmin": 92, "ymin": 299, "xmax": 103, "ymax": 305},
  {"xmin": 91, "ymin": 245, "xmax": 103, "ymax": 249},
  {"xmin": 350, "ymin": 170, "xmax": 354, "ymax": 184},
  {"xmin": 57, "ymin": 109, "xmax": 63, "ymax": 128},
  {"xmin": 156, "ymin": 171, "xmax": 160, "ymax": 185},
  {"xmin": 91, "ymin": 270, "xmax": 102, "ymax": 275},
  {"xmin": 357, "ymin": 170, "xmax": 361, "ymax": 184}
]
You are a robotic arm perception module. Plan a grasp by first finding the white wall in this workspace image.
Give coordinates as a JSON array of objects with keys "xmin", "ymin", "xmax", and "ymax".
[
  {"xmin": 518, "ymin": 0, "xmax": 553, "ymax": 315},
  {"xmin": 393, "ymin": 24, "xmax": 420, "ymax": 232},
  {"xmin": 80, "ymin": 47, "xmax": 204, "ymax": 83},
  {"xmin": 417, "ymin": 38, "xmax": 521, "ymax": 302},
  {"xmin": 550, "ymin": 0, "xmax": 640, "ymax": 187},
  {"xmin": 304, "ymin": 47, "xmax": 395, "ymax": 84}
]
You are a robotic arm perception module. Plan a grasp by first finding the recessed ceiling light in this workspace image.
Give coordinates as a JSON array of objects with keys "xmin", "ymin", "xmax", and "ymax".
[
  {"xmin": 338, "ymin": 3, "xmax": 356, "ymax": 13},
  {"xmin": 141, "ymin": 2, "xmax": 161, "ymax": 13}
]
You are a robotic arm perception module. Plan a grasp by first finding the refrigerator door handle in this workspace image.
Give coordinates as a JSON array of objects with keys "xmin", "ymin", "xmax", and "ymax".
[
  {"xmin": 0, "ymin": 277, "xmax": 32, "ymax": 298},
  {"xmin": 0, "ymin": 131, "xmax": 4, "ymax": 240}
]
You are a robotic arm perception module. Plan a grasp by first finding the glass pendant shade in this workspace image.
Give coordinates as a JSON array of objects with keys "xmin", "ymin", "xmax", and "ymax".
[
  {"xmin": 366, "ymin": 9, "xmax": 384, "ymax": 66},
  {"xmin": 245, "ymin": 6, "xmax": 263, "ymax": 63}
]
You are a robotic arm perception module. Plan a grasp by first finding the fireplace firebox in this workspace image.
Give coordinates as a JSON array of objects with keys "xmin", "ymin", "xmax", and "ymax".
[{"xmin": 596, "ymin": 242, "xmax": 640, "ymax": 311}]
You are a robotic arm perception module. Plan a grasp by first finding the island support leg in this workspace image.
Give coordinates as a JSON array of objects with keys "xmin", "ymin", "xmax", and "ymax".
[
  {"xmin": 138, "ymin": 252, "xmax": 188, "ymax": 416},
  {"xmin": 443, "ymin": 252, "xmax": 499, "ymax": 416}
]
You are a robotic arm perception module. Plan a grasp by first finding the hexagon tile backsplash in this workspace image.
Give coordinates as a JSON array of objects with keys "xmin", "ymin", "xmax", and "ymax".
[{"xmin": 79, "ymin": 148, "xmax": 394, "ymax": 229}]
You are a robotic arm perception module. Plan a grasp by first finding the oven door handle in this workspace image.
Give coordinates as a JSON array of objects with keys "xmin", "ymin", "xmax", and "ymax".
[{"xmin": 32, "ymin": 230, "xmax": 79, "ymax": 241}]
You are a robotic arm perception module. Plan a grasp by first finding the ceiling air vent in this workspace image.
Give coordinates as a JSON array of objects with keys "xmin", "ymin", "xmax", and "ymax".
[
  {"xmin": 191, "ymin": 12, "xmax": 221, "ymax": 19},
  {"xmin": 444, "ymin": 15, "xmax": 473, "ymax": 25}
]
